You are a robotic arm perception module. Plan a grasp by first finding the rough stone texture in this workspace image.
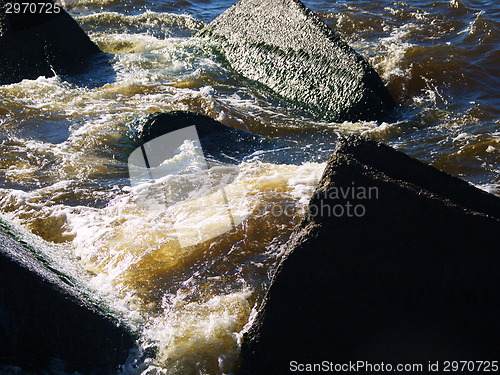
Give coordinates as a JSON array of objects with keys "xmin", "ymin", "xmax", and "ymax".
[
  {"xmin": 239, "ymin": 136, "xmax": 500, "ymax": 374},
  {"xmin": 0, "ymin": 0, "xmax": 102, "ymax": 85},
  {"xmin": 132, "ymin": 111, "xmax": 277, "ymax": 164},
  {"xmin": 0, "ymin": 221, "xmax": 136, "ymax": 374},
  {"xmin": 199, "ymin": 0, "xmax": 396, "ymax": 122}
]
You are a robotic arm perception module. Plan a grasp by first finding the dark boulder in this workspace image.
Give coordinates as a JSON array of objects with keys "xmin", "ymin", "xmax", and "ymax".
[
  {"xmin": 199, "ymin": 0, "xmax": 396, "ymax": 122},
  {"xmin": 0, "ymin": 220, "xmax": 137, "ymax": 374},
  {"xmin": 0, "ymin": 0, "xmax": 103, "ymax": 85},
  {"xmin": 239, "ymin": 136, "xmax": 500, "ymax": 374},
  {"xmin": 130, "ymin": 111, "xmax": 278, "ymax": 164}
]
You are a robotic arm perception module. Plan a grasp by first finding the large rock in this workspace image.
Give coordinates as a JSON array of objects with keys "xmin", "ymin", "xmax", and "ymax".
[
  {"xmin": 0, "ymin": 220, "xmax": 137, "ymax": 374},
  {"xmin": 199, "ymin": 0, "xmax": 396, "ymax": 122},
  {"xmin": 239, "ymin": 136, "xmax": 500, "ymax": 374},
  {"xmin": 0, "ymin": 0, "xmax": 103, "ymax": 85}
]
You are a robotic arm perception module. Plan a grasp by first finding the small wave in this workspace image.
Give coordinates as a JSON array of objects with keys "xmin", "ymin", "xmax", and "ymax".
[
  {"xmin": 91, "ymin": 33, "xmax": 174, "ymax": 53},
  {"xmin": 457, "ymin": 10, "xmax": 496, "ymax": 43},
  {"xmin": 77, "ymin": 11, "xmax": 205, "ymax": 38},
  {"xmin": 475, "ymin": 183, "xmax": 500, "ymax": 196}
]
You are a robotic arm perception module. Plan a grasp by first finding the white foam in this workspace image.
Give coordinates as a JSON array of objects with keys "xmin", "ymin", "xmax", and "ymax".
[
  {"xmin": 372, "ymin": 24, "xmax": 416, "ymax": 84},
  {"xmin": 1, "ymin": 160, "xmax": 326, "ymax": 373}
]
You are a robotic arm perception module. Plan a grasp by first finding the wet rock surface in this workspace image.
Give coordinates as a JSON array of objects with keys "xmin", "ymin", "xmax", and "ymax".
[
  {"xmin": 0, "ymin": 221, "xmax": 137, "ymax": 374},
  {"xmin": 131, "ymin": 111, "xmax": 278, "ymax": 164},
  {"xmin": 239, "ymin": 136, "xmax": 500, "ymax": 374},
  {"xmin": 0, "ymin": 0, "xmax": 103, "ymax": 85},
  {"xmin": 200, "ymin": 0, "xmax": 396, "ymax": 122}
]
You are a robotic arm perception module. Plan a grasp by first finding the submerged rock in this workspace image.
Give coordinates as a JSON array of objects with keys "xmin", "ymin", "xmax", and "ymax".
[
  {"xmin": 0, "ymin": 220, "xmax": 136, "ymax": 374},
  {"xmin": 199, "ymin": 0, "xmax": 396, "ymax": 122},
  {"xmin": 130, "ymin": 111, "xmax": 277, "ymax": 164},
  {"xmin": 0, "ymin": 0, "xmax": 103, "ymax": 85},
  {"xmin": 239, "ymin": 136, "xmax": 500, "ymax": 374}
]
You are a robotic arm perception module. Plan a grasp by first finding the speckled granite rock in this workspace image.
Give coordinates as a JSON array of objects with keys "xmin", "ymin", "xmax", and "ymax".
[{"xmin": 200, "ymin": 0, "xmax": 396, "ymax": 122}]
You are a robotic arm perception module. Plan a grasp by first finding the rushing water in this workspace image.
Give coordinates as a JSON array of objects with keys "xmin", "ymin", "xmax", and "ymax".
[{"xmin": 0, "ymin": 0, "xmax": 498, "ymax": 373}]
